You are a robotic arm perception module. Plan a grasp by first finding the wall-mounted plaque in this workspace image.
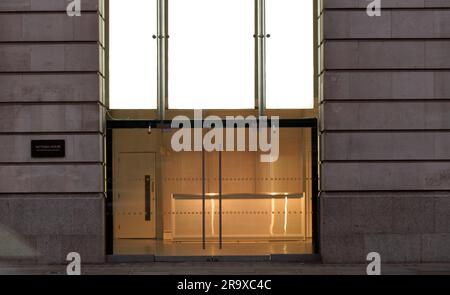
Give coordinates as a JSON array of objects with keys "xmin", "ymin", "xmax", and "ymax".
[{"xmin": 31, "ymin": 140, "xmax": 65, "ymax": 158}]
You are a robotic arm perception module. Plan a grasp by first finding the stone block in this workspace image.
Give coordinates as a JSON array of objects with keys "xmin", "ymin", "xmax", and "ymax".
[
  {"xmin": 0, "ymin": 0, "xmax": 99, "ymax": 11},
  {"xmin": 321, "ymin": 196, "xmax": 352, "ymax": 236},
  {"xmin": 0, "ymin": 104, "xmax": 102, "ymax": 133},
  {"xmin": 64, "ymin": 44, "xmax": 100, "ymax": 71},
  {"xmin": 322, "ymin": 101, "xmax": 450, "ymax": 130},
  {"xmin": 0, "ymin": 74, "xmax": 101, "ymax": 103},
  {"xmin": 324, "ymin": 0, "xmax": 427, "ymax": 9},
  {"xmin": 392, "ymin": 197, "xmax": 434, "ymax": 233},
  {"xmin": 321, "ymin": 162, "xmax": 450, "ymax": 191},
  {"xmin": 425, "ymin": 41, "xmax": 450, "ymax": 68},
  {"xmin": 0, "ymin": 14, "xmax": 23, "ymax": 40},
  {"xmin": 323, "ymin": 71, "xmax": 447, "ymax": 100},
  {"xmin": 351, "ymin": 197, "xmax": 393, "ymax": 234},
  {"xmin": 0, "ymin": 165, "xmax": 103, "ymax": 193},
  {"xmin": 324, "ymin": 41, "xmax": 358, "ymax": 69},
  {"xmin": 392, "ymin": 72, "xmax": 434, "ymax": 99},
  {"xmin": 0, "ymin": 45, "xmax": 30, "ymax": 71},
  {"xmin": 322, "ymin": 131, "xmax": 450, "ymax": 161},
  {"xmin": 324, "ymin": 11, "xmax": 391, "ymax": 39},
  {"xmin": 435, "ymin": 197, "xmax": 450, "ymax": 233},
  {"xmin": 0, "ymin": 44, "xmax": 99, "ymax": 72},
  {"xmin": 325, "ymin": 41, "xmax": 450, "ymax": 69},
  {"xmin": 364, "ymin": 234, "xmax": 422, "ymax": 263},
  {"xmin": 392, "ymin": 11, "xmax": 435, "ymax": 38},
  {"xmin": 15, "ymin": 13, "xmax": 99, "ymax": 42},
  {"xmin": 421, "ymin": 234, "xmax": 450, "ymax": 262},
  {"xmin": 35, "ymin": 234, "xmax": 105, "ymax": 264},
  {"xmin": 321, "ymin": 234, "xmax": 365, "ymax": 263},
  {"xmin": 357, "ymin": 41, "xmax": 425, "ymax": 69}
]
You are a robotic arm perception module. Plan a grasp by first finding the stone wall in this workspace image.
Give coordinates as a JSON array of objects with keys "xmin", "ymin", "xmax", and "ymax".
[
  {"xmin": 0, "ymin": 0, "xmax": 105, "ymax": 263},
  {"xmin": 320, "ymin": 0, "xmax": 450, "ymax": 263}
]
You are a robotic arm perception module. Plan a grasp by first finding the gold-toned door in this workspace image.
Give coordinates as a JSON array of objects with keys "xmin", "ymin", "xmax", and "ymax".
[{"xmin": 115, "ymin": 152, "xmax": 156, "ymax": 239}]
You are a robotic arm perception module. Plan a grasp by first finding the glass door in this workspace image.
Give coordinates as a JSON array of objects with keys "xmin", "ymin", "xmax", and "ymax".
[
  {"xmin": 161, "ymin": 127, "xmax": 205, "ymax": 252},
  {"xmin": 218, "ymin": 127, "xmax": 312, "ymax": 255},
  {"xmin": 160, "ymin": 125, "xmax": 223, "ymax": 254},
  {"xmin": 111, "ymin": 124, "xmax": 314, "ymax": 256}
]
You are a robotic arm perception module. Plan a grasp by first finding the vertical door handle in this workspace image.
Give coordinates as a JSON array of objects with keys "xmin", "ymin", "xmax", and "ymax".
[
  {"xmin": 145, "ymin": 175, "xmax": 151, "ymax": 221},
  {"xmin": 218, "ymin": 150, "xmax": 223, "ymax": 249}
]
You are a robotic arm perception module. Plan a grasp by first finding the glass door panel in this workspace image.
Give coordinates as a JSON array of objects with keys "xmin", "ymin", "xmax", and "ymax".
[
  {"xmin": 160, "ymin": 128, "xmax": 206, "ymax": 254},
  {"xmin": 160, "ymin": 126, "xmax": 225, "ymax": 254},
  {"xmin": 220, "ymin": 127, "xmax": 312, "ymax": 255}
]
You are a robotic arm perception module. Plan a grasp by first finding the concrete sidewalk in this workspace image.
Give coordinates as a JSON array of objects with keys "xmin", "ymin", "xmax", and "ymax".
[{"xmin": 1, "ymin": 262, "xmax": 450, "ymax": 275}]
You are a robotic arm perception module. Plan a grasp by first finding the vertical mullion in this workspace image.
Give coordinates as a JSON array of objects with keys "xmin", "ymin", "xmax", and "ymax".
[
  {"xmin": 202, "ymin": 145, "xmax": 206, "ymax": 250},
  {"xmin": 257, "ymin": 0, "xmax": 266, "ymax": 116},
  {"xmin": 157, "ymin": 0, "xmax": 167, "ymax": 120},
  {"xmin": 219, "ymin": 149, "xmax": 222, "ymax": 249},
  {"xmin": 164, "ymin": 0, "xmax": 169, "ymax": 116},
  {"xmin": 311, "ymin": 125, "xmax": 319, "ymax": 254},
  {"xmin": 254, "ymin": 0, "xmax": 258, "ymax": 110}
]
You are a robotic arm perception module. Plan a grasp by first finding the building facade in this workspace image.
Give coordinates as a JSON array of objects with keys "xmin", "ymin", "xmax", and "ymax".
[
  {"xmin": 320, "ymin": 0, "xmax": 450, "ymax": 263},
  {"xmin": 0, "ymin": 0, "xmax": 449, "ymax": 264}
]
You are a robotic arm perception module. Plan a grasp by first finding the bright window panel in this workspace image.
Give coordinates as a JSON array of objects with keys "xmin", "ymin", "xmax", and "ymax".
[
  {"xmin": 266, "ymin": 0, "xmax": 314, "ymax": 109},
  {"xmin": 169, "ymin": 0, "xmax": 254, "ymax": 109},
  {"xmin": 109, "ymin": 0, "xmax": 157, "ymax": 109}
]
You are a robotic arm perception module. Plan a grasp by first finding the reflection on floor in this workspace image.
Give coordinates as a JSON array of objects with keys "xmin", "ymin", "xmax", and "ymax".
[{"xmin": 114, "ymin": 239, "xmax": 313, "ymax": 256}]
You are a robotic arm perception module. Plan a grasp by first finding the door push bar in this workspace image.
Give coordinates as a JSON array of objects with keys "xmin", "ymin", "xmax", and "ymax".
[{"xmin": 145, "ymin": 175, "xmax": 151, "ymax": 221}]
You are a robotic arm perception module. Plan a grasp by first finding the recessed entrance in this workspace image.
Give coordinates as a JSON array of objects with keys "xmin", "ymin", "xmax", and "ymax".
[{"xmin": 105, "ymin": 119, "xmax": 319, "ymax": 259}]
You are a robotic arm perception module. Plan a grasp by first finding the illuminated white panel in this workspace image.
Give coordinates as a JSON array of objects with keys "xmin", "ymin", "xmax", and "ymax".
[
  {"xmin": 109, "ymin": 0, "xmax": 157, "ymax": 109},
  {"xmin": 266, "ymin": 0, "xmax": 314, "ymax": 109},
  {"xmin": 169, "ymin": 0, "xmax": 254, "ymax": 109}
]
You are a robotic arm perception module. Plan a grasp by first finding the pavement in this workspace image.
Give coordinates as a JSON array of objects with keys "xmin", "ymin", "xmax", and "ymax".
[{"xmin": 1, "ymin": 262, "xmax": 450, "ymax": 275}]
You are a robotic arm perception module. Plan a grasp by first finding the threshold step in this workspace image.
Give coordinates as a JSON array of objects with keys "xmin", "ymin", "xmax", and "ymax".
[
  {"xmin": 155, "ymin": 255, "xmax": 270, "ymax": 262},
  {"xmin": 270, "ymin": 254, "xmax": 321, "ymax": 263}
]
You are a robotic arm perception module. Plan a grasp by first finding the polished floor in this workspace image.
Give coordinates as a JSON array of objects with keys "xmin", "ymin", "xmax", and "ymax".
[{"xmin": 113, "ymin": 239, "xmax": 313, "ymax": 257}]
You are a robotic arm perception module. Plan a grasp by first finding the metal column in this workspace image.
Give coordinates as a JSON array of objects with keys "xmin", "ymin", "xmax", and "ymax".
[
  {"xmin": 202, "ymin": 146, "xmax": 206, "ymax": 250},
  {"xmin": 218, "ymin": 149, "xmax": 223, "ymax": 249},
  {"xmin": 157, "ymin": 0, "xmax": 167, "ymax": 120},
  {"xmin": 256, "ymin": 0, "xmax": 267, "ymax": 117}
]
